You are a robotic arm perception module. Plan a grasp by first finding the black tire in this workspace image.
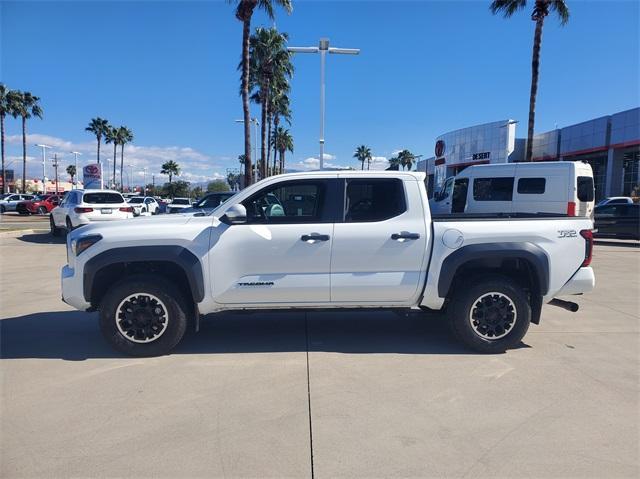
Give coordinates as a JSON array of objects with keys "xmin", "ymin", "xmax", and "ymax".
[
  {"xmin": 0, "ymin": 205, "xmax": 5, "ymax": 213},
  {"xmin": 99, "ymin": 275, "xmax": 189, "ymax": 357},
  {"xmin": 65, "ymin": 217, "xmax": 74, "ymax": 232},
  {"xmin": 449, "ymin": 275, "xmax": 531, "ymax": 353},
  {"xmin": 37, "ymin": 206, "xmax": 47, "ymax": 215},
  {"xmin": 50, "ymin": 215, "xmax": 61, "ymax": 237}
]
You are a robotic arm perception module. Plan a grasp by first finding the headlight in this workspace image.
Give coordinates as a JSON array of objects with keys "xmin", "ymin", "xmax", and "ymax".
[{"xmin": 72, "ymin": 234, "xmax": 102, "ymax": 256}]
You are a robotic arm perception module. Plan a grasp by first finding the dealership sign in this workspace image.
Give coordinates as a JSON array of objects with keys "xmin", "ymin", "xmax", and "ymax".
[
  {"xmin": 472, "ymin": 152, "xmax": 490, "ymax": 160},
  {"xmin": 83, "ymin": 163, "xmax": 103, "ymax": 189},
  {"xmin": 435, "ymin": 140, "xmax": 445, "ymax": 157}
]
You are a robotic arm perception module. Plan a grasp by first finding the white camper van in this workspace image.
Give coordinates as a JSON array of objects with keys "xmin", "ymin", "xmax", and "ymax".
[{"xmin": 430, "ymin": 161, "xmax": 595, "ymax": 217}]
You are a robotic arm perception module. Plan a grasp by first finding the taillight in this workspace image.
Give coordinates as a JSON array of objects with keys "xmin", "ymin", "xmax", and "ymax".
[
  {"xmin": 74, "ymin": 207, "xmax": 94, "ymax": 213},
  {"xmin": 119, "ymin": 207, "xmax": 134, "ymax": 213},
  {"xmin": 579, "ymin": 229, "xmax": 593, "ymax": 267},
  {"xmin": 567, "ymin": 201, "xmax": 576, "ymax": 216}
]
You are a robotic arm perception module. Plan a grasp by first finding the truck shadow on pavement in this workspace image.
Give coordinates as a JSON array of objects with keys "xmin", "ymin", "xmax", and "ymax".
[
  {"xmin": 0, "ymin": 310, "xmax": 529, "ymax": 360},
  {"xmin": 16, "ymin": 232, "xmax": 66, "ymax": 245}
]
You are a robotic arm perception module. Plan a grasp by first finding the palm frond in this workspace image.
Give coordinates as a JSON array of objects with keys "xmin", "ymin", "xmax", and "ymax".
[{"xmin": 489, "ymin": 0, "xmax": 526, "ymax": 18}]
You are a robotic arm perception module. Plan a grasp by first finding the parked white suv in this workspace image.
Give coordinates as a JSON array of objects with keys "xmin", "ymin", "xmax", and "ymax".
[
  {"xmin": 127, "ymin": 196, "xmax": 160, "ymax": 216},
  {"xmin": 166, "ymin": 197, "xmax": 192, "ymax": 214},
  {"xmin": 50, "ymin": 189, "xmax": 133, "ymax": 235}
]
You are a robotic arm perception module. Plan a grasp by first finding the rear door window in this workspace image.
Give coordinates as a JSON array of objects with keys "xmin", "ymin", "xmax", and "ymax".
[
  {"xmin": 517, "ymin": 178, "xmax": 546, "ymax": 194},
  {"xmin": 83, "ymin": 192, "xmax": 125, "ymax": 204},
  {"xmin": 344, "ymin": 178, "xmax": 406, "ymax": 222},
  {"xmin": 452, "ymin": 178, "xmax": 469, "ymax": 213},
  {"xmin": 577, "ymin": 177, "xmax": 595, "ymax": 202},
  {"xmin": 473, "ymin": 177, "xmax": 514, "ymax": 201}
]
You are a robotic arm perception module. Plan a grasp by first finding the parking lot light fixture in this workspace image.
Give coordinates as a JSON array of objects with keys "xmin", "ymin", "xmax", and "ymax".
[
  {"xmin": 288, "ymin": 38, "xmax": 360, "ymax": 169},
  {"xmin": 71, "ymin": 151, "xmax": 82, "ymax": 189},
  {"xmin": 35, "ymin": 144, "xmax": 52, "ymax": 194}
]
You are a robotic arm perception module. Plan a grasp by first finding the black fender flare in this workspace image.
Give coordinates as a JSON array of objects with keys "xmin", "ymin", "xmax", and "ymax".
[
  {"xmin": 83, "ymin": 246, "xmax": 205, "ymax": 303},
  {"xmin": 437, "ymin": 242, "xmax": 550, "ymax": 298}
]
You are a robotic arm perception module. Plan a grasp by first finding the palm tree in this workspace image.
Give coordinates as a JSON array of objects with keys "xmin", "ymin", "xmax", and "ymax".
[
  {"xmin": 398, "ymin": 149, "xmax": 416, "ymax": 171},
  {"xmin": 353, "ymin": 145, "xmax": 371, "ymax": 170},
  {"xmin": 232, "ymin": 0, "xmax": 292, "ymax": 187},
  {"xmin": 104, "ymin": 126, "xmax": 121, "ymax": 188},
  {"xmin": 388, "ymin": 156, "xmax": 401, "ymax": 170},
  {"xmin": 0, "ymin": 85, "xmax": 21, "ymax": 194},
  {"xmin": 270, "ymin": 89, "xmax": 291, "ymax": 175},
  {"xmin": 272, "ymin": 127, "xmax": 293, "ymax": 174},
  {"xmin": 13, "ymin": 91, "xmax": 43, "ymax": 192},
  {"xmin": 66, "ymin": 164, "xmax": 77, "ymax": 185},
  {"xmin": 85, "ymin": 117, "xmax": 110, "ymax": 163},
  {"xmin": 117, "ymin": 126, "xmax": 134, "ymax": 192},
  {"xmin": 161, "ymin": 160, "xmax": 180, "ymax": 197},
  {"xmin": 248, "ymin": 27, "xmax": 293, "ymax": 179},
  {"xmin": 490, "ymin": 0, "xmax": 569, "ymax": 162}
]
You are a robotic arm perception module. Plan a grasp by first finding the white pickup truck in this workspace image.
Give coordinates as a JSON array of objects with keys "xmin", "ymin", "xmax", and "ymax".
[{"xmin": 61, "ymin": 171, "xmax": 595, "ymax": 356}]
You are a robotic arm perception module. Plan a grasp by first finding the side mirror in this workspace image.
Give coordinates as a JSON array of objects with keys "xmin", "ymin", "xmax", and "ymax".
[{"xmin": 221, "ymin": 203, "xmax": 247, "ymax": 225}]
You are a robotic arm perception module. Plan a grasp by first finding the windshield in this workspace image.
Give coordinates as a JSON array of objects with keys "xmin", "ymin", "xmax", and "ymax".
[
  {"xmin": 83, "ymin": 192, "xmax": 125, "ymax": 204},
  {"xmin": 172, "ymin": 199, "xmax": 190, "ymax": 205},
  {"xmin": 128, "ymin": 197, "xmax": 144, "ymax": 204},
  {"xmin": 193, "ymin": 193, "xmax": 235, "ymax": 209}
]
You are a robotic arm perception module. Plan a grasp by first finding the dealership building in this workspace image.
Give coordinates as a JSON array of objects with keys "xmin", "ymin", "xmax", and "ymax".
[{"xmin": 418, "ymin": 107, "xmax": 640, "ymax": 201}]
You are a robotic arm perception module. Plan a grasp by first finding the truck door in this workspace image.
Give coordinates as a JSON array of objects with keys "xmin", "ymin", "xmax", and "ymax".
[
  {"xmin": 330, "ymin": 177, "xmax": 429, "ymax": 303},
  {"xmin": 211, "ymin": 178, "xmax": 339, "ymax": 305}
]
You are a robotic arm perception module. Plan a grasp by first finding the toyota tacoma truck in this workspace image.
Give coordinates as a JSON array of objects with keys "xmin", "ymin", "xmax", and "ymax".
[{"xmin": 61, "ymin": 171, "xmax": 595, "ymax": 356}]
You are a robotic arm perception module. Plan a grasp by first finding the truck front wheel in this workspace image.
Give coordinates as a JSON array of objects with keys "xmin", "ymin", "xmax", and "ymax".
[
  {"xmin": 449, "ymin": 275, "xmax": 531, "ymax": 353},
  {"xmin": 99, "ymin": 275, "xmax": 188, "ymax": 357}
]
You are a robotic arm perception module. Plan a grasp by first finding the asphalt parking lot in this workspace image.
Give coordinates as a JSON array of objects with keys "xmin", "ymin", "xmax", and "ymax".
[{"xmin": 1, "ymin": 232, "xmax": 638, "ymax": 478}]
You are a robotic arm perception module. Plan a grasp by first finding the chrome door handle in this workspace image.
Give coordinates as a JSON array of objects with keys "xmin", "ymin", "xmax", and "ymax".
[
  {"xmin": 301, "ymin": 234, "xmax": 330, "ymax": 242},
  {"xmin": 391, "ymin": 232, "xmax": 420, "ymax": 240}
]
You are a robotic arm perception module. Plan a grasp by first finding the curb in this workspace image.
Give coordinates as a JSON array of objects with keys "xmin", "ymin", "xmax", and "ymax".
[{"xmin": 0, "ymin": 228, "xmax": 49, "ymax": 238}]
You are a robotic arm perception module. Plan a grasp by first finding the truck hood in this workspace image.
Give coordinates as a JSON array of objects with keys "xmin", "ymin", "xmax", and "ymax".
[{"xmin": 74, "ymin": 213, "xmax": 196, "ymax": 236}]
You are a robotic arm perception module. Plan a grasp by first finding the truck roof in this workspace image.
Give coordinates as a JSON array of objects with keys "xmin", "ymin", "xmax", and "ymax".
[{"xmin": 272, "ymin": 170, "xmax": 426, "ymax": 181}]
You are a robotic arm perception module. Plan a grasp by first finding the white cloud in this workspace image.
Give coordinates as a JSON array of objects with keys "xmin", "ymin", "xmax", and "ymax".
[
  {"xmin": 290, "ymin": 153, "xmax": 352, "ymax": 171},
  {"xmin": 5, "ymin": 133, "xmax": 227, "ymax": 185},
  {"xmin": 369, "ymin": 156, "xmax": 389, "ymax": 171}
]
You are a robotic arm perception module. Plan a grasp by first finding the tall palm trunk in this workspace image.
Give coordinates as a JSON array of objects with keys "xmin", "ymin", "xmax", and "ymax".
[
  {"xmin": 526, "ymin": 18, "xmax": 544, "ymax": 162},
  {"xmin": 272, "ymin": 115, "xmax": 280, "ymax": 174},
  {"xmin": 241, "ymin": 18, "xmax": 253, "ymax": 186},
  {"xmin": 260, "ymin": 81, "xmax": 269, "ymax": 179},
  {"xmin": 279, "ymin": 149, "xmax": 284, "ymax": 175},
  {"xmin": 266, "ymin": 111, "xmax": 272, "ymax": 176},
  {"xmin": 112, "ymin": 143, "xmax": 117, "ymax": 188},
  {"xmin": 120, "ymin": 144, "xmax": 124, "ymax": 192},
  {"xmin": 1, "ymin": 113, "xmax": 5, "ymax": 194},
  {"xmin": 21, "ymin": 117, "xmax": 27, "ymax": 192},
  {"xmin": 97, "ymin": 136, "xmax": 101, "ymax": 164}
]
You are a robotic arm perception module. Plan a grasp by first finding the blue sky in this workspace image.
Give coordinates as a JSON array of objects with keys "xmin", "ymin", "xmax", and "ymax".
[{"xmin": 2, "ymin": 0, "xmax": 639, "ymax": 184}]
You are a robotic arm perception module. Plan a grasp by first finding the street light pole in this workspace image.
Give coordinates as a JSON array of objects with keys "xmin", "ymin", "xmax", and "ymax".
[
  {"xmin": 35, "ymin": 144, "xmax": 51, "ymax": 194},
  {"xmin": 288, "ymin": 38, "xmax": 360, "ymax": 169},
  {"xmin": 70, "ymin": 151, "xmax": 82, "ymax": 189}
]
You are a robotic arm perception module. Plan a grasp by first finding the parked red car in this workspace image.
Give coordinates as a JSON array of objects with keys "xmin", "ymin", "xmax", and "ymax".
[{"xmin": 16, "ymin": 194, "xmax": 62, "ymax": 215}]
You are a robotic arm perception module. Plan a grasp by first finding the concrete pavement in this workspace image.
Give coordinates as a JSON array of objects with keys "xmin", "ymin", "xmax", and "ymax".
[{"xmin": 1, "ymin": 232, "xmax": 638, "ymax": 478}]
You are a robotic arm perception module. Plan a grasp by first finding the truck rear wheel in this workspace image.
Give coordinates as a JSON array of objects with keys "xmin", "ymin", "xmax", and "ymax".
[
  {"xmin": 449, "ymin": 275, "xmax": 531, "ymax": 353},
  {"xmin": 99, "ymin": 275, "xmax": 189, "ymax": 357}
]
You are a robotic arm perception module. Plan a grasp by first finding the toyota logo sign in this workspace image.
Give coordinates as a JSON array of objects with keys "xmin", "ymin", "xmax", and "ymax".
[{"xmin": 435, "ymin": 140, "xmax": 445, "ymax": 157}]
